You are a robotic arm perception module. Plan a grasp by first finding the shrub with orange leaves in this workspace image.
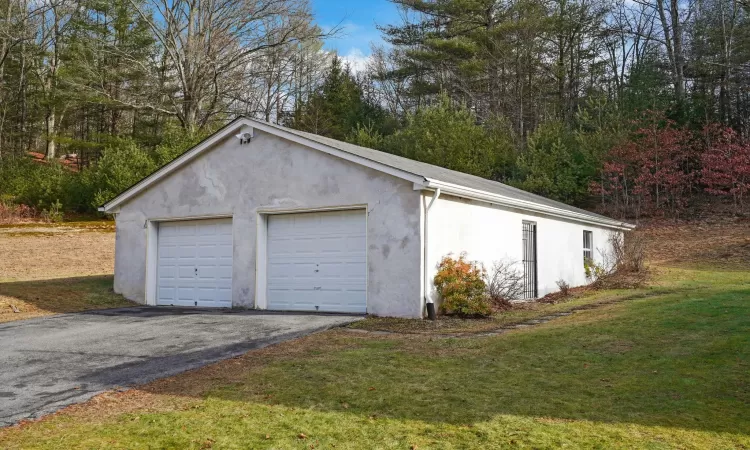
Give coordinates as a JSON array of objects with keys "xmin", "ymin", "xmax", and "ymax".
[{"xmin": 433, "ymin": 253, "xmax": 490, "ymax": 316}]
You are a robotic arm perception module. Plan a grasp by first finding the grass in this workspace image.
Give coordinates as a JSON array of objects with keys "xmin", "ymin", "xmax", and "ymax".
[
  {"xmin": 348, "ymin": 285, "xmax": 653, "ymax": 334},
  {"xmin": 0, "ymin": 276, "xmax": 134, "ymax": 323},
  {"xmin": 1, "ymin": 267, "xmax": 748, "ymax": 449}
]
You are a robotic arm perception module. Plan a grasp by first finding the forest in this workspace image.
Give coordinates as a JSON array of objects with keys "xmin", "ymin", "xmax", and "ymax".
[{"xmin": 0, "ymin": 0, "xmax": 748, "ymax": 220}]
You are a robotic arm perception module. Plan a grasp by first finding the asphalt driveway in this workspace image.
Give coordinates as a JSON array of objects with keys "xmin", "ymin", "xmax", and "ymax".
[{"xmin": 0, "ymin": 307, "xmax": 359, "ymax": 426}]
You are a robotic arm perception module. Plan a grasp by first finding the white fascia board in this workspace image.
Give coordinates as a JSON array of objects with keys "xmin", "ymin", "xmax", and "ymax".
[
  {"xmin": 100, "ymin": 118, "xmax": 426, "ymax": 213},
  {"xmin": 423, "ymin": 179, "xmax": 636, "ymax": 230}
]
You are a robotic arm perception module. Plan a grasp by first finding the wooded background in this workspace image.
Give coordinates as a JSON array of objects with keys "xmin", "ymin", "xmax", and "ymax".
[{"xmin": 0, "ymin": 0, "xmax": 748, "ymax": 219}]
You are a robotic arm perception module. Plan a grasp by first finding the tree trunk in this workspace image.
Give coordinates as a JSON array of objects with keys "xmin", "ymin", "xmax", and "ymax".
[
  {"xmin": 656, "ymin": 0, "xmax": 684, "ymax": 105},
  {"xmin": 46, "ymin": 111, "xmax": 56, "ymax": 160},
  {"xmin": 670, "ymin": 0, "xmax": 685, "ymax": 104}
]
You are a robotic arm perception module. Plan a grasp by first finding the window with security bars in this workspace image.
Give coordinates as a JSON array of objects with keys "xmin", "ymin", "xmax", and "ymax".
[
  {"xmin": 522, "ymin": 221, "xmax": 537, "ymax": 299},
  {"xmin": 583, "ymin": 230, "xmax": 593, "ymax": 265}
]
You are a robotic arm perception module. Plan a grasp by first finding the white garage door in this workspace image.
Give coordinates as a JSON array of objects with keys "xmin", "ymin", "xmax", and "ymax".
[
  {"xmin": 156, "ymin": 218, "xmax": 233, "ymax": 307},
  {"xmin": 267, "ymin": 209, "xmax": 366, "ymax": 313}
]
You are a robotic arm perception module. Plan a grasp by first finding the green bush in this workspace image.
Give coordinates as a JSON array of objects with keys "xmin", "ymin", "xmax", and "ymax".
[
  {"xmin": 0, "ymin": 158, "xmax": 74, "ymax": 209},
  {"xmin": 152, "ymin": 124, "xmax": 207, "ymax": 167},
  {"xmin": 82, "ymin": 139, "xmax": 157, "ymax": 209},
  {"xmin": 0, "ymin": 125, "xmax": 206, "ymax": 215},
  {"xmin": 41, "ymin": 199, "xmax": 64, "ymax": 223},
  {"xmin": 382, "ymin": 95, "xmax": 517, "ymax": 180},
  {"xmin": 434, "ymin": 253, "xmax": 491, "ymax": 317},
  {"xmin": 514, "ymin": 122, "xmax": 591, "ymax": 204}
]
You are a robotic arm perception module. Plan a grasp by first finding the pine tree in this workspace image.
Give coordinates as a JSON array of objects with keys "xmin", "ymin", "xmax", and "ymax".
[{"xmin": 288, "ymin": 56, "xmax": 388, "ymax": 141}]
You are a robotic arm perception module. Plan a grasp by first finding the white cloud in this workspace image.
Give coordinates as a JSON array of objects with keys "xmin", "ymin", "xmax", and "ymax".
[{"xmin": 340, "ymin": 48, "xmax": 372, "ymax": 74}]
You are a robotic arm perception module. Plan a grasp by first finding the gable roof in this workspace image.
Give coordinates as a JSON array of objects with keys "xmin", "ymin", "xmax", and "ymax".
[{"xmin": 100, "ymin": 117, "xmax": 635, "ymax": 230}]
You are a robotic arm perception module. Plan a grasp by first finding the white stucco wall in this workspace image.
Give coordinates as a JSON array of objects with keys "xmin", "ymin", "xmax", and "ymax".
[
  {"xmin": 425, "ymin": 193, "xmax": 621, "ymax": 304},
  {"xmin": 113, "ymin": 129, "xmax": 424, "ymax": 318}
]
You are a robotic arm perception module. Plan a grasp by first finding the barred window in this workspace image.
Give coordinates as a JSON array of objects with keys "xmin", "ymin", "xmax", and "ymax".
[
  {"xmin": 522, "ymin": 221, "xmax": 538, "ymax": 299},
  {"xmin": 583, "ymin": 230, "xmax": 593, "ymax": 265}
]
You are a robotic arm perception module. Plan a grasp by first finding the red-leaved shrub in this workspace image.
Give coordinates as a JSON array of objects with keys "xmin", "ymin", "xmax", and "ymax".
[
  {"xmin": 591, "ymin": 111, "xmax": 699, "ymax": 218},
  {"xmin": 701, "ymin": 125, "xmax": 750, "ymax": 212}
]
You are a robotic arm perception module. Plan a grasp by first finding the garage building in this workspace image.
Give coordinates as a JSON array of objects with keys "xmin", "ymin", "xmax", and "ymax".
[{"xmin": 100, "ymin": 118, "xmax": 634, "ymax": 318}]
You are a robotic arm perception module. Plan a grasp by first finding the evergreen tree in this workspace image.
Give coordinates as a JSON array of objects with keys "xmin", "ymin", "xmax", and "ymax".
[
  {"xmin": 382, "ymin": 95, "xmax": 517, "ymax": 180},
  {"xmin": 515, "ymin": 121, "xmax": 592, "ymax": 204},
  {"xmin": 287, "ymin": 56, "xmax": 390, "ymax": 141},
  {"xmin": 63, "ymin": 0, "xmax": 155, "ymax": 148}
]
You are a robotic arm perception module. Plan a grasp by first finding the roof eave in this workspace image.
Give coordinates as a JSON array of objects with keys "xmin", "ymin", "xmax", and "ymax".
[
  {"xmin": 100, "ymin": 117, "xmax": 428, "ymax": 213},
  {"xmin": 100, "ymin": 118, "xmax": 251, "ymax": 213},
  {"xmin": 422, "ymin": 179, "xmax": 636, "ymax": 230},
  {"xmin": 99, "ymin": 117, "xmax": 634, "ymax": 231}
]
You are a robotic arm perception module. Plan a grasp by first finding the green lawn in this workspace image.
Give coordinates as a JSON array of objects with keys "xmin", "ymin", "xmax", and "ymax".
[
  {"xmin": 348, "ymin": 284, "xmax": 655, "ymax": 335},
  {"xmin": 0, "ymin": 276, "xmax": 133, "ymax": 323},
  {"xmin": 1, "ymin": 267, "xmax": 749, "ymax": 449}
]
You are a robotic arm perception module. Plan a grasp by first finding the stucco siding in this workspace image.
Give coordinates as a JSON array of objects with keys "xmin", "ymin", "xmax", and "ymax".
[
  {"xmin": 425, "ymin": 193, "xmax": 621, "ymax": 304},
  {"xmin": 113, "ymin": 129, "xmax": 423, "ymax": 318}
]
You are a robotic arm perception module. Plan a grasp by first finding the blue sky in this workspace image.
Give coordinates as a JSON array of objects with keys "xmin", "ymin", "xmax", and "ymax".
[{"xmin": 311, "ymin": 0, "xmax": 401, "ymax": 69}]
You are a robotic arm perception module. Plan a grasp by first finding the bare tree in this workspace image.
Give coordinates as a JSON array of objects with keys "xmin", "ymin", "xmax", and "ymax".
[
  {"xmin": 31, "ymin": 0, "xmax": 74, "ymax": 160},
  {"xmin": 365, "ymin": 45, "xmax": 408, "ymax": 118},
  {"xmin": 629, "ymin": 0, "xmax": 694, "ymax": 105},
  {"xmin": 126, "ymin": 0, "xmax": 328, "ymax": 132},
  {"xmin": 230, "ymin": 36, "xmax": 331, "ymax": 123},
  {"xmin": 604, "ymin": 0, "xmax": 656, "ymax": 98}
]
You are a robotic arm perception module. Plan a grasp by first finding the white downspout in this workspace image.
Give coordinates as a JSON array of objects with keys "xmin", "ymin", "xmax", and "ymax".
[{"xmin": 424, "ymin": 188, "xmax": 441, "ymax": 320}]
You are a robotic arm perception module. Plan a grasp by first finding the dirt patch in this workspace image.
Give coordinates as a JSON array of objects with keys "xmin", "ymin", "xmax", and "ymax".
[
  {"xmin": 637, "ymin": 217, "xmax": 750, "ymax": 269},
  {"xmin": 0, "ymin": 231, "xmax": 114, "ymax": 281}
]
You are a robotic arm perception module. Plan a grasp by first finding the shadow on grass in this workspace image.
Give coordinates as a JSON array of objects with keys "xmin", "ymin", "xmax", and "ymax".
[
  {"xmin": 96, "ymin": 282, "xmax": 750, "ymax": 436},
  {"xmin": 0, "ymin": 276, "xmax": 134, "ymax": 319}
]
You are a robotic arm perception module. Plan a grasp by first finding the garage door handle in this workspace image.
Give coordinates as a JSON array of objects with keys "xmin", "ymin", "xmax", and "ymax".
[
  {"xmin": 313, "ymin": 286, "xmax": 322, "ymax": 290},
  {"xmin": 195, "ymin": 268, "xmax": 198, "ymax": 276}
]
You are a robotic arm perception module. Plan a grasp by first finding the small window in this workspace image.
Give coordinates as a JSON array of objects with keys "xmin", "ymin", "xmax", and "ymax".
[{"xmin": 583, "ymin": 230, "xmax": 593, "ymax": 264}]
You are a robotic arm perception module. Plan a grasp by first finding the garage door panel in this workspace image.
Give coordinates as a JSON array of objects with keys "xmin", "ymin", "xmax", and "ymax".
[
  {"xmin": 158, "ymin": 286, "xmax": 176, "ymax": 299},
  {"xmin": 176, "ymin": 265, "xmax": 195, "ymax": 279},
  {"xmin": 157, "ymin": 218, "xmax": 233, "ymax": 308},
  {"xmin": 267, "ymin": 210, "xmax": 366, "ymax": 313},
  {"xmin": 279, "ymin": 238, "xmax": 320, "ymax": 255},
  {"xmin": 157, "ymin": 266, "xmax": 176, "ymax": 278},
  {"xmin": 197, "ymin": 245, "xmax": 219, "ymax": 257},
  {"xmin": 177, "ymin": 286, "xmax": 194, "ymax": 300},
  {"xmin": 176, "ymin": 246, "xmax": 196, "ymax": 258},
  {"xmin": 317, "ymin": 278, "xmax": 366, "ymax": 288},
  {"xmin": 196, "ymin": 287, "xmax": 229, "ymax": 301},
  {"xmin": 316, "ymin": 295, "xmax": 366, "ymax": 313},
  {"xmin": 196, "ymin": 266, "xmax": 217, "ymax": 279},
  {"xmin": 270, "ymin": 261, "xmax": 317, "ymax": 274},
  {"xmin": 319, "ymin": 264, "xmax": 365, "ymax": 277},
  {"xmin": 217, "ymin": 266, "xmax": 233, "ymax": 279}
]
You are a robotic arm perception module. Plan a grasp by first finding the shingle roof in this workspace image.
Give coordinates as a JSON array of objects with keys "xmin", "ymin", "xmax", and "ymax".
[
  {"xmin": 101, "ymin": 117, "xmax": 633, "ymax": 228},
  {"xmin": 259, "ymin": 121, "xmax": 624, "ymax": 226}
]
